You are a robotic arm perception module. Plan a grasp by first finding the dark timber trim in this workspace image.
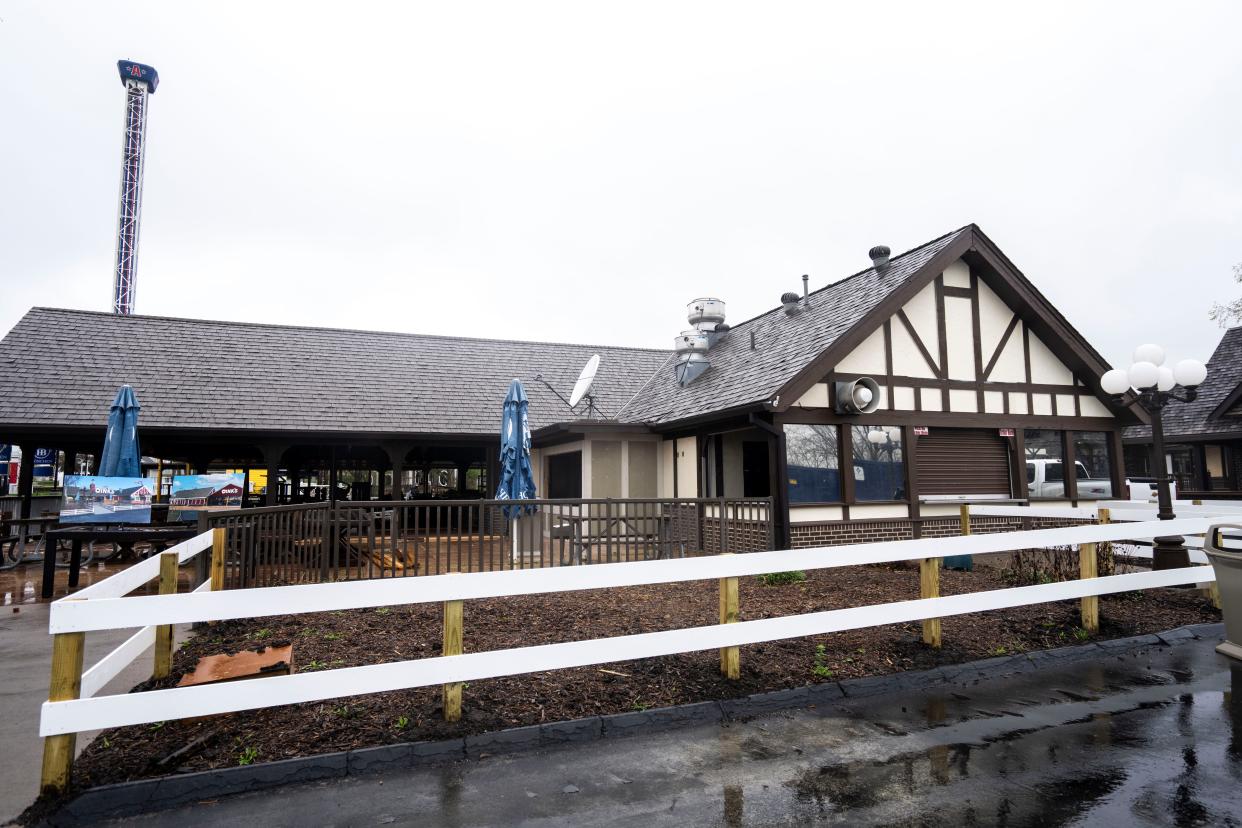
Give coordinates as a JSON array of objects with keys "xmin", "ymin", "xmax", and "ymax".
[
  {"xmin": 934, "ymin": 275, "xmax": 949, "ymax": 410},
  {"xmin": 883, "ymin": 320, "xmax": 894, "ymax": 412},
  {"xmin": 895, "ymin": 309, "xmax": 943, "ymax": 379},
  {"xmin": 970, "ymin": 272, "xmax": 985, "ymax": 412},
  {"xmin": 982, "ymin": 314, "xmax": 1021, "ymax": 380}
]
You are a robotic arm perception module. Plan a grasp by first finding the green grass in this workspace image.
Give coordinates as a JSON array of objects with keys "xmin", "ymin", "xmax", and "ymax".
[{"xmin": 758, "ymin": 571, "xmax": 807, "ymax": 586}]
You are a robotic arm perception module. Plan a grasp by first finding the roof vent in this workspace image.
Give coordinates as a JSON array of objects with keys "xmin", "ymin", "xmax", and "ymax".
[
  {"xmin": 781, "ymin": 291, "xmax": 801, "ymax": 315},
  {"xmin": 869, "ymin": 245, "xmax": 891, "ymax": 268},
  {"xmin": 675, "ymin": 298, "xmax": 726, "ymax": 387}
]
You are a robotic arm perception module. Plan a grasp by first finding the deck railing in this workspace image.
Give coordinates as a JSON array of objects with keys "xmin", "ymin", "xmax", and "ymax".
[{"xmin": 203, "ymin": 498, "xmax": 774, "ymax": 589}]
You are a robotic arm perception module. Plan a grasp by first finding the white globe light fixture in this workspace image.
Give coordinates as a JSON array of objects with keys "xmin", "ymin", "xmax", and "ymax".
[
  {"xmin": 1100, "ymin": 343, "xmax": 1208, "ymax": 572},
  {"xmin": 1100, "ymin": 369, "xmax": 1130, "ymax": 396},
  {"xmin": 867, "ymin": 429, "xmax": 886, "ymax": 444},
  {"xmin": 1155, "ymin": 366, "xmax": 1175, "ymax": 392},
  {"xmin": 1133, "ymin": 343, "xmax": 1165, "ymax": 366},
  {"xmin": 1173, "ymin": 358, "xmax": 1207, "ymax": 388},
  {"xmin": 1127, "ymin": 361, "xmax": 1159, "ymax": 389}
]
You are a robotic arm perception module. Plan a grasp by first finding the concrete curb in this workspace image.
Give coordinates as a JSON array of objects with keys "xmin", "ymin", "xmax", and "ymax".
[{"xmin": 43, "ymin": 622, "xmax": 1225, "ymax": 825}]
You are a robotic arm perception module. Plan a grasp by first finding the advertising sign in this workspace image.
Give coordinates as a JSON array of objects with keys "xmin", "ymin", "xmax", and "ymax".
[
  {"xmin": 33, "ymin": 447, "xmax": 55, "ymax": 479},
  {"xmin": 168, "ymin": 473, "xmax": 245, "ymax": 521},
  {"xmin": 61, "ymin": 476, "xmax": 154, "ymax": 524}
]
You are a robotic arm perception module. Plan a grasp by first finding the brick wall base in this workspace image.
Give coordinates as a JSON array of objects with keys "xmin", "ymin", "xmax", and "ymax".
[{"xmin": 789, "ymin": 516, "xmax": 1093, "ymax": 548}]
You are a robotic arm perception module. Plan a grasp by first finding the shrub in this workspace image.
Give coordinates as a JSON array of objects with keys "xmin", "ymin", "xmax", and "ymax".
[{"xmin": 759, "ymin": 571, "xmax": 807, "ymax": 586}]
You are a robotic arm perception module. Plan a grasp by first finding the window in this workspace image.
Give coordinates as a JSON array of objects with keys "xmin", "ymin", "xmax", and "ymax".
[
  {"xmin": 546, "ymin": 451, "xmax": 582, "ymax": 499},
  {"xmin": 1023, "ymin": 429, "xmax": 1064, "ymax": 500},
  {"xmin": 784, "ymin": 424, "xmax": 841, "ymax": 503},
  {"xmin": 850, "ymin": 425, "xmax": 906, "ymax": 501},
  {"xmin": 1072, "ymin": 432, "xmax": 1113, "ymax": 499}
]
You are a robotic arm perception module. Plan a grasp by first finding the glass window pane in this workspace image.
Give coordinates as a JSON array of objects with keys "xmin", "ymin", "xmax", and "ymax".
[
  {"xmin": 850, "ymin": 426, "xmax": 906, "ymax": 501},
  {"xmin": 1023, "ymin": 429, "xmax": 1064, "ymax": 500},
  {"xmin": 784, "ymin": 424, "xmax": 841, "ymax": 503},
  {"xmin": 1072, "ymin": 431, "xmax": 1114, "ymax": 499}
]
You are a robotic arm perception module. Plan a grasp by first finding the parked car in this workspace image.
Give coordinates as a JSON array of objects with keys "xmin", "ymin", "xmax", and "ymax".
[{"xmin": 1026, "ymin": 458, "xmax": 1112, "ymax": 498}]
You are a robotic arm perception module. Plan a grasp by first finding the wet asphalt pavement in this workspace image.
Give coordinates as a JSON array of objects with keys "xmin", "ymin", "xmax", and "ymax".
[{"xmin": 95, "ymin": 629, "xmax": 1242, "ymax": 827}]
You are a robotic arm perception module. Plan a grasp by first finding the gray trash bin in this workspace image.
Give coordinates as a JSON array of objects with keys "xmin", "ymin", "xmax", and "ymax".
[{"xmin": 1204, "ymin": 523, "xmax": 1242, "ymax": 661}]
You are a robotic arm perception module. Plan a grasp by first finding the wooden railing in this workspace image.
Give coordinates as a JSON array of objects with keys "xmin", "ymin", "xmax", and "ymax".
[{"xmin": 203, "ymin": 498, "xmax": 774, "ymax": 589}]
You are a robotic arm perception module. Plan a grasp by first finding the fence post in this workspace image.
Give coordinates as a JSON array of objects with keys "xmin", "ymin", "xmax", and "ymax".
[
  {"xmin": 1079, "ymin": 539, "xmax": 1099, "ymax": 633},
  {"xmin": 210, "ymin": 527, "xmax": 226, "ymax": 593},
  {"xmin": 153, "ymin": 551, "xmax": 178, "ymax": 679},
  {"xmin": 443, "ymin": 599, "xmax": 463, "ymax": 721},
  {"xmin": 39, "ymin": 630, "xmax": 85, "ymax": 795},
  {"xmin": 719, "ymin": 553, "xmax": 740, "ymax": 679},
  {"xmin": 918, "ymin": 508, "xmax": 955, "ymax": 649}
]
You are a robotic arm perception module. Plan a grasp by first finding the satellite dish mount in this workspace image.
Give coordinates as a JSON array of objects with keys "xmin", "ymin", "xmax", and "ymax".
[{"xmin": 536, "ymin": 354, "xmax": 607, "ymax": 419}]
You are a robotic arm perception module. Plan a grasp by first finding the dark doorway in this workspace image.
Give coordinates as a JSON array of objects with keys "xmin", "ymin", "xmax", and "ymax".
[
  {"xmin": 547, "ymin": 451, "xmax": 582, "ymax": 499},
  {"xmin": 742, "ymin": 441, "xmax": 770, "ymax": 497}
]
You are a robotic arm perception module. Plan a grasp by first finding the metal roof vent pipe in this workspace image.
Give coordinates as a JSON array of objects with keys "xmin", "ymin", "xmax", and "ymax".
[
  {"xmin": 782, "ymin": 291, "xmax": 802, "ymax": 315},
  {"xmin": 802, "ymin": 274, "xmax": 811, "ymax": 308},
  {"xmin": 869, "ymin": 245, "xmax": 891, "ymax": 269}
]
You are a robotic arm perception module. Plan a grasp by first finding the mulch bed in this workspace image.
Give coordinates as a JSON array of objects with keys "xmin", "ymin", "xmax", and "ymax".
[{"xmin": 68, "ymin": 562, "xmax": 1219, "ymax": 792}]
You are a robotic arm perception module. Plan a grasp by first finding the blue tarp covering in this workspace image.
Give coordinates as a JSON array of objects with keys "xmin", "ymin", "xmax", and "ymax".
[
  {"xmin": 494, "ymin": 379, "xmax": 537, "ymax": 519},
  {"xmin": 787, "ymin": 459, "xmax": 906, "ymax": 504},
  {"xmin": 98, "ymin": 385, "xmax": 142, "ymax": 478}
]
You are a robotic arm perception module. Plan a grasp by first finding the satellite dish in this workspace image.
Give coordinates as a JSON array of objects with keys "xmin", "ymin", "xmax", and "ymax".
[{"xmin": 569, "ymin": 354, "xmax": 601, "ymax": 410}]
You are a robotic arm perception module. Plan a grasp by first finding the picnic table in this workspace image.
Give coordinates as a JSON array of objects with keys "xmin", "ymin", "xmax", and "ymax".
[
  {"xmin": 41, "ymin": 525, "xmax": 198, "ymax": 599},
  {"xmin": 550, "ymin": 510, "xmax": 684, "ymax": 565},
  {"xmin": 0, "ymin": 514, "xmax": 60, "ymax": 570}
]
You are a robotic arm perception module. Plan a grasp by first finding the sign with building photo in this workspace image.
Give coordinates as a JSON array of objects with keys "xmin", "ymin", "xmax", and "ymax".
[
  {"xmin": 61, "ymin": 475, "xmax": 154, "ymax": 524},
  {"xmin": 169, "ymin": 473, "xmax": 245, "ymax": 521}
]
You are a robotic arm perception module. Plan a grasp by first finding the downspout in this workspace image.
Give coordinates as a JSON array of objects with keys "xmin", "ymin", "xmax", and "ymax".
[{"xmin": 749, "ymin": 413, "xmax": 791, "ymax": 550}]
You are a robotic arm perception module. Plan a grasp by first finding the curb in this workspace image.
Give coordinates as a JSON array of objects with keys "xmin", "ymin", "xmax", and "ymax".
[{"xmin": 42, "ymin": 621, "xmax": 1224, "ymax": 825}]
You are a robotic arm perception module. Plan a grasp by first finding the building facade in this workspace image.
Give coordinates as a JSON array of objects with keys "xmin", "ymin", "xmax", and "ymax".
[{"xmin": 0, "ymin": 224, "xmax": 1138, "ymax": 543}]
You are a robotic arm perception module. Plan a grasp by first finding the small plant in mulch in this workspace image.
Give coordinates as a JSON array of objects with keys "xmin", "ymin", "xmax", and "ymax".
[
  {"xmin": 812, "ymin": 644, "xmax": 833, "ymax": 679},
  {"xmin": 237, "ymin": 746, "xmax": 259, "ymax": 766},
  {"xmin": 375, "ymin": 607, "xmax": 391, "ymax": 615},
  {"xmin": 1072, "ymin": 627, "xmax": 1092, "ymax": 642},
  {"xmin": 248, "ymin": 628, "xmax": 271, "ymax": 640},
  {"xmin": 631, "ymin": 699, "xmax": 650, "ymax": 712},
  {"xmin": 323, "ymin": 632, "xmax": 342, "ymax": 641},
  {"xmin": 394, "ymin": 715, "xmax": 409, "ymax": 730},
  {"xmin": 758, "ymin": 571, "xmax": 807, "ymax": 586}
]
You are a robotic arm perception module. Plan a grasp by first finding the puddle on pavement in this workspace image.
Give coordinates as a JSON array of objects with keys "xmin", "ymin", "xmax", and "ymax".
[{"xmin": 1, "ymin": 556, "xmax": 196, "ymax": 606}]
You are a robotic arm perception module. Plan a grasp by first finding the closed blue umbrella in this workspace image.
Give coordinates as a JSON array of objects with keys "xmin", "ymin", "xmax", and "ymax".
[
  {"xmin": 495, "ymin": 379, "xmax": 537, "ymax": 520},
  {"xmin": 98, "ymin": 385, "xmax": 142, "ymax": 477}
]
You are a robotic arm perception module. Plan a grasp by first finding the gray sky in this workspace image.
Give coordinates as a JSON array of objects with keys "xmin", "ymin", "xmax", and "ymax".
[{"xmin": 2, "ymin": 2, "xmax": 1239, "ymax": 376}]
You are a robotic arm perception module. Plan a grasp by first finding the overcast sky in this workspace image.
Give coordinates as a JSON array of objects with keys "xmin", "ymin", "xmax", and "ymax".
[{"xmin": 2, "ymin": 2, "xmax": 1239, "ymax": 377}]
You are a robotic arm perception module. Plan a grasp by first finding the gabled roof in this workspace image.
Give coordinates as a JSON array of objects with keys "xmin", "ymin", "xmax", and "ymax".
[
  {"xmin": 0, "ymin": 308, "xmax": 668, "ymax": 436},
  {"xmin": 618, "ymin": 224, "xmax": 1126, "ymax": 425},
  {"xmin": 1124, "ymin": 327, "xmax": 1242, "ymax": 441}
]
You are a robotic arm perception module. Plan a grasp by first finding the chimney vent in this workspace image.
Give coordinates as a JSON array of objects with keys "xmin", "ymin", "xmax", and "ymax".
[
  {"xmin": 781, "ymin": 291, "xmax": 801, "ymax": 315},
  {"xmin": 868, "ymin": 245, "xmax": 891, "ymax": 268}
]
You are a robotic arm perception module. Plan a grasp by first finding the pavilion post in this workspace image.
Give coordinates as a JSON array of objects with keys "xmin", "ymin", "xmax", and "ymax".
[
  {"xmin": 17, "ymin": 443, "xmax": 35, "ymax": 520},
  {"xmin": 261, "ymin": 444, "xmax": 286, "ymax": 507}
]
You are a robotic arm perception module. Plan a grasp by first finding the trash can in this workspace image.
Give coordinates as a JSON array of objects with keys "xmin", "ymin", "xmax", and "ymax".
[{"xmin": 1204, "ymin": 523, "xmax": 1242, "ymax": 661}]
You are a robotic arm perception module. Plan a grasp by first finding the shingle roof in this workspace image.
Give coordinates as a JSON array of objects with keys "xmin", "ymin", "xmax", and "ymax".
[
  {"xmin": 616, "ymin": 226, "xmax": 972, "ymax": 423},
  {"xmin": 1123, "ymin": 327, "xmax": 1242, "ymax": 440},
  {"xmin": 0, "ymin": 308, "xmax": 668, "ymax": 435}
]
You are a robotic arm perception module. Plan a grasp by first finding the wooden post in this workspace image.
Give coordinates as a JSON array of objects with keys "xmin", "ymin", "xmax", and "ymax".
[
  {"xmin": 210, "ymin": 527, "xmax": 226, "ymax": 592},
  {"xmin": 39, "ymin": 630, "xmax": 85, "ymax": 795},
  {"xmin": 718, "ymin": 554, "xmax": 740, "ymax": 679},
  {"xmin": 153, "ymin": 551, "xmax": 178, "ymax": 679},
  {"xmin": 1079, "ymin": 540, "xmax": 1099, "ymax": 633},
  {"xmin": 919, "ymin": 557, "xmax": 941, "ymax": 648},
  {"xmin": 1080, "ymin": 506, "xmax": 1110, "ymax": 633},
  {"xmin": 443, "ymin": 599, "xmax": 463, "ymax": 721}
]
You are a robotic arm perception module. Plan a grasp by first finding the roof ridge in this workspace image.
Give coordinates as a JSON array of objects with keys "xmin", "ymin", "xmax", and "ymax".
[
  {"xmin": 22, "ymin": 307, "xmax": 670, "ymax": 355},
  {"xmin": 717, "ymin": 224, "xmax": 973, "ymax": 333}
]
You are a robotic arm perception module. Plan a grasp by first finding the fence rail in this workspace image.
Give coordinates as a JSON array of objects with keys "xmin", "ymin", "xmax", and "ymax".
[
  {"xmin": 204, "ymin": 497, "xmax": 774, "ymax": 589},
  {"xmin": 37, "ymin": 506, "xmax": 1234, "ymax": 797}
]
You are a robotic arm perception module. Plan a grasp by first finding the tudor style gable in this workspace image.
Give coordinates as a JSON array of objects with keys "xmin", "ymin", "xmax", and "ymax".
[{"xmin": 789, "ymin": 254, "xmax": 1117, "ymax": 422}]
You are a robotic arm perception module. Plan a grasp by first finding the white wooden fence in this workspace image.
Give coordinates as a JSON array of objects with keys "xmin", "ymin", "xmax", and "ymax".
[{"xmin": 37, "ymin": 508, "xmax": 1233, "ymax": 795}]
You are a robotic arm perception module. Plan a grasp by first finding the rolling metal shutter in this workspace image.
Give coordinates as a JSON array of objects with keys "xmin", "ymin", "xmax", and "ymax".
[{"xmin": 916, "ymin": 428, "xmax": 1012, "ymax": 496}]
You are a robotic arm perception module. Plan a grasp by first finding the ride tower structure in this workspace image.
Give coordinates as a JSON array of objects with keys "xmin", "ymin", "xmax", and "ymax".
[{"xmin": 112, "ymin": 60, "xmax": 159, "ymax": 316}]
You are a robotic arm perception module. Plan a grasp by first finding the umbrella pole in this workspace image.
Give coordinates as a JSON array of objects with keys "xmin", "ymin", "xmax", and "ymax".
[{"xmin": 511, "ymin": 517, "xmax": 518, "ymax": 564}]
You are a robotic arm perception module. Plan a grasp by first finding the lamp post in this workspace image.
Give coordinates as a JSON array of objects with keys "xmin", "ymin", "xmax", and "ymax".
[{"xmin": 1100, "ymin": 345, "xmax": 1207, "ymax": 570}]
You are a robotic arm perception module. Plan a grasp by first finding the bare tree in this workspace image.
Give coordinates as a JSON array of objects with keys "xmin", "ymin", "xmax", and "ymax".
[{"xmin": 1209, "ymin": 263, "xmax": 1242, "ymax": 327}]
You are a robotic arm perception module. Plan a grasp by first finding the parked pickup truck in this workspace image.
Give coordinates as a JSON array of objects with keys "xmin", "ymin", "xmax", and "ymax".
[{"xmin": 1026, "ymin": 458, "xmax": 1112, "ymax": 498}]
